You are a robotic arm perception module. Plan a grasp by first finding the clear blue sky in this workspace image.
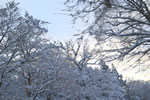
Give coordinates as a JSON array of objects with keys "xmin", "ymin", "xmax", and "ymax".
[{"xmin": 0, "ymin": 0, "xmax": 87, "ymax": 41}]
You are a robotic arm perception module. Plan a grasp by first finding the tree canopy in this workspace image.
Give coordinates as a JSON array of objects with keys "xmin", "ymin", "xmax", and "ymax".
[{"xmin": 65, "ymin": 0, "xmax": 150, "ymax": 61}]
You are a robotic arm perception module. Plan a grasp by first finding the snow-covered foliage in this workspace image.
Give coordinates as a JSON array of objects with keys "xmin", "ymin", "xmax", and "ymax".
[
  {"xmin": 127, "ymin": 80, "xmax": 150, "ymax": 100},
  {"xmin": 0, "ymin": 1, "xmax": 127, "ymax": 100},
  {"xmin": 43, "ymin": 63, "xmax": 127, "ymax": 100}
]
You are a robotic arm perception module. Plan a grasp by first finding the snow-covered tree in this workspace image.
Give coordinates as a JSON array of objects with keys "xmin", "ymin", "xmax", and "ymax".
[
  {"xmin": 65, "ymin": 0, "xmax": 150, "ymax": 61},
  {"xmin": 57, "ymin": 42, "xmax": 127, "ymax": 100},
  {"xmin": 127, "ymin": 80, "xmax": 150, "ymax": 100},
  {"xmin": 0, "ymin": 1, "xmax": 127, "ymax": 100},
  {"xmin": 63, "ymin": 39, "xmax": 98, "ymax": 71},
  {"xmin": 0, "ymin": 1, "xmax": 48, "ymax": 99}
]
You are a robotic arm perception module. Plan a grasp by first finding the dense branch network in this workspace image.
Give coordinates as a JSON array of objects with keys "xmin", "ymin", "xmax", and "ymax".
[{"xmin": 65, "ymin": 0, "xmax": 150, "ymax": 60}]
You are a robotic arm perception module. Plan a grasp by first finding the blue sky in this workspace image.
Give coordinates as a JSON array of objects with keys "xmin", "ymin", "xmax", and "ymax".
[{"xmin": 1, "ymin": 0, "xmax": 86, "ymax": 41}]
